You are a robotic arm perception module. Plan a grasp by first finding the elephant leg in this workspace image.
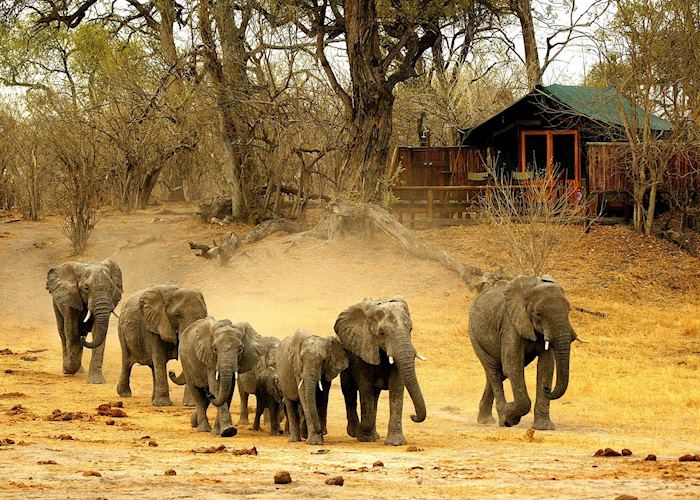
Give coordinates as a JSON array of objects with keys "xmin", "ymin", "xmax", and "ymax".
[
  {"xmin": 504, "ymin": 367, "xmax": 531, "ymax": 427},
  {"xmin": 192, "ymin": 385, "xmax": 211, "ymax": 432},
  {"xmin": 238, "ymin": 386, "xmax": 250, "ymax": 426},
  {"xmin": 340, "ymin": 370, "xmax": 359, "ymax": 438},
  {"xmin": 87, "ymin": 341, "xmax": 106, "ymax": 384},
  {"xmin": 299, "ymin": 405, "xmax": 308, "ymax": 440},
  {"xmin": 268, "ymin": 402, "xmax": 282, "ymax": 436},
  {"xmin": 316, "ymin": 379, "xmax": 330, "ymax": 436},
  {"xmin": 477, "ymin": 380, "xmax": 496, "ymax": 424},
  {"xmin": 371, "ymin": 390, "xmax": 381, "ymax": 440},
  {"xmin": 182, "ymin": 385, "xmax": 196, "ymax": 407},
  {"xmin": 262, "ymin": 407, "xmax": 269, "ymax": 429},
  {"xmin": 474, "ymin": 343, "xmax": 508, "ymax": 426},
  {"xmin": 385, "ymin": 368, "xmax": 407, "ymax": 446},
  {"xmin": 285, "ymin": 398, "xmax": 301, "ymax": 442},
  {"xmin": 117, "ymin": 339, "xmax": 133, "ymax": 397},
  {"xmin": 533, "ymin": 351, "xmax": 556, "ymax": 430},
  {"xmin": 356, "ymin": 385, "xmax": 379, "ymax": 442},
  {"xmin": 151, "ymin": 349, "xmax": 172, "ymax": 406},
  {"xmin": 253, "ymin": 399, "xmax": 264, "ymax": 431}
]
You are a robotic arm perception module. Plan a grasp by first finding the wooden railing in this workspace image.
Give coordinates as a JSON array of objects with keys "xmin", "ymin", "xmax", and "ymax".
[{"xmin": 391, "ymin": 185, "xmax": 527, "ymax": 219}]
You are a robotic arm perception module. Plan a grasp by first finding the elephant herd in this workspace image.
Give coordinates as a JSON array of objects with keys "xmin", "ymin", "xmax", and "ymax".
[{"xmin": 46, "ymin": 259, "xmax": 578, "ymax": 445}]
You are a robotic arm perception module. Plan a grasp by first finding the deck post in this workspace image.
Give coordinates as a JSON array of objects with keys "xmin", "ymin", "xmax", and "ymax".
[{"xmin": 427, "ymin": 189, "xmax": 434, "ymax": 219}]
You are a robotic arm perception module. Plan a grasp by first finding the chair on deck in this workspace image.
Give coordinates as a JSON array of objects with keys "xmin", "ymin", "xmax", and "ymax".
[
  {"xmin": 467, "ymin": 171, "xmax": 489, "ymax": 182},
  {"xmin": 513, "ymin": 171, "xmax": 534, "ymax": 182}
]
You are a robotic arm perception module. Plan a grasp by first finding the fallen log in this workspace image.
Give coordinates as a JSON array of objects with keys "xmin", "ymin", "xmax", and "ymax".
[
  {"xmin": 300, "ymin": 202, "xmax": 484, "ymax": 288},
  {"xmin": 188, "ymin": 219, "xmax": 303, "ymax": 266}
]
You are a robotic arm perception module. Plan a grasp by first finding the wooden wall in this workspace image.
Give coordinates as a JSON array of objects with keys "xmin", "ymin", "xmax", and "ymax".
[
  {"xmin": 394, "ymin": 146, "xmax": 487, "ymax": 201},
  {"xmin": 587, "ymin": 142, "xmax": 699, "ymax": 193}
]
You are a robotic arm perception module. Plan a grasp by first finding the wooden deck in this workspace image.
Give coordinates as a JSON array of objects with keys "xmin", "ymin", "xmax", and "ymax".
[{"xmin": 391, "ymin": 185, "xmax": 527, "ymax": 223}]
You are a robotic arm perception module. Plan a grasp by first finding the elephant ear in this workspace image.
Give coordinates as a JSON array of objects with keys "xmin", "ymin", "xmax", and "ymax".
[
  {"xmin": 324, "ymin": 336, "xmax": 349, "ymax": 381},
  {"xmin": 139, "ymin": 287, "xmax": 177, "ymax": 344},
  {"xmin": 101, "ymin": 258, "xmax": 123, "ymax": 306},
  {"xmin": 194, "ymin": 321, "xmax": 215, "ymax": 369},
  {"xmin": 334, "ymin": 301, "xmax": 382, "ymax": 365},
  {"xmin": 237, "ymin": 322, "xmax": 263, "ymax": 373},
  {"xmin": 503, "ymin": 277, "xmax": 537, "ymax": 342},
  {"xmin": 46, "ymin": 263, "xmax": 83, "ymax": 310}
]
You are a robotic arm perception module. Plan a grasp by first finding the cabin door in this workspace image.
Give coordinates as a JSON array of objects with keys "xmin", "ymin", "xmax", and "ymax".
[{"xmin": 520, "ymin": 130, "xmax": 580, "ymax": 191}]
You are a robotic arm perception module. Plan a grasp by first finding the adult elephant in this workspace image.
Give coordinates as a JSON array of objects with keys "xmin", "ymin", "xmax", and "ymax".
[
  {"xmin": 276, "ymin": 330, "xmax": 348, "ymax": 445},
  {"xmin": 46, "ymin": 259, "xmax": 123, "ymax": 383},
  {"xmin": 169, "ymin": 318, "xmax": 263, "ymax": 437},
  {"xmin": 335, "ymin": 297, "xmax": 426, "ymax": 446},
  {"xmin": 469, "ymin": 275, "xmax": 577, "ymax": 430},
  {"xmin": 117, "ymin": 284, "xmax": 207, "ymax": 406}
]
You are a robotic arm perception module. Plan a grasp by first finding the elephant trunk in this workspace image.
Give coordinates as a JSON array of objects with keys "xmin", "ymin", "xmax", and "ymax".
[
  {"xmin": 394, "ymin": 346, "xmax": 427, "ymax": 423},
  {"xmin": 82, "ymin": 294, "xmax": 113, "ymax": 349},
  {"xmin": 211, "ymin": 355, "xmax": 235, "ymax": 407},
  {"xmin": 303, "ymin": 368, "xmax": 322, "ymax": 435},
  {"xmin": 544, "ymin": 341, "xmax": 571, "ymax": 400},
  {"xmin": 169, "ymin": 371, "xmax": 185, "ymax": 385}
]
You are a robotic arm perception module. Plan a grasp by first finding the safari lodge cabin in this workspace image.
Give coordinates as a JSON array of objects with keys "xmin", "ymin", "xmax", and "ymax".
[{"xmin": 391, "ymin": 84, "xmax": 681, "ymax": 223}]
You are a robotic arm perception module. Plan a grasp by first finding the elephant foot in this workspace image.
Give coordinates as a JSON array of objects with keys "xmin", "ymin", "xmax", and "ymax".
[
  {"xmin": 117, "ymin": 384, "xmax": 132, "ymax": 398},
  {"xmin": 87, "ymin": 373, "xmax": 106, "ymax": 384},
  {"xmin": 238, "ymin": 417, "xmax": 250, "ymax": 426},
  {"xmin": 190, "ymin": 411, "xmax": 198, "ymax": 428},
  {"xmin": 196, "ymin": 422, "xmax": 212, "ymax": 433},
  {"xmin": 250, "ymin": 424, "xmax": 261, "ymax": 431},
  {"xmin": 306, "ymin": 433, "xmax": 323, "ymax": 445},
  {"xmin": 182, "ymin": 397, "xmax": 196, "ymax": 408},
  {"xmin": 220, "ymin": 426, "xmax": 238, "ymax": 438},
  {"xmin": 346, "ymin": 423, "xmax": 358, "ymax": 438},
  {"xmin": 384, "ymin": 431, "xmax": 407, "ymax": 446},
  {"xmin": 77, "ymin": 365, "xmax": 85, "ymax": 374},
  {"xmin": 477, "ymin": 413, "xmax": 496, "ymax": 425},
  {"xmin": 152, "ymin": 396, "xmax": 173, "ymax": 407},
  {"xmin": 532, "ymin": 418, "xmax": 556, "ymax": 431},
  {"xmin": 504, "ymin": 403, "xmax": 524, "ymax": 427},
  {"xmin": 322, "ymin": 428, "xmax": 328, "ymax": 436},
  {"xmin": 357, "ymin": 432, "xmax": 379, "ymax": 442},
  {"xmin": 288, "ymin": 434, "xmax": 301, "ymax": 443}
]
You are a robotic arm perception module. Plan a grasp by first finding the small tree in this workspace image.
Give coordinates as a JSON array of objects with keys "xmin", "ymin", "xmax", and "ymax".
[
  {"xmin": 481, "ymin": 161, "xmax": 594, "ymax": 276},
  {"xmin": 42, "ymin": 109, "xmax": 106, "ymax": 254}
]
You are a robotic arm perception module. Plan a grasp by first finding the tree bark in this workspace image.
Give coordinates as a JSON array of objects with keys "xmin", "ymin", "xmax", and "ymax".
[{"xmin": 510, "ymin": 0, "xmax": 542, "ymax": 88}]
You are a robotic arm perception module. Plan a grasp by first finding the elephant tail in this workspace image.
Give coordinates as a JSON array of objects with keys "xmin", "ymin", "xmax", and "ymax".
[{"xmin": 168, "ymin": 370, "xmax": 186, "ymax": 385}]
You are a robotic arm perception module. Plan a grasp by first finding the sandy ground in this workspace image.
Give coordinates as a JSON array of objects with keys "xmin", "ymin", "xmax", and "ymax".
[{"xmin": 0, "ymin": 206, "xmax": 699, "ymax": 499}]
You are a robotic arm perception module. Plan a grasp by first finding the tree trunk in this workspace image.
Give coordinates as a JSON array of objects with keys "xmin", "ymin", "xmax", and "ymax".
[
  {"xmin": 346, "ymin": 95, "xmax": 394, "ymax": 202},
  {"xmin": 644, "ymin": 181, "xmax": 657, "ymax": 236},
  {"xmin": 344, "ymin": 0, "xmax": 395, "ymax": 202},
  {"xmin": 511, "ymin": 0, "xmax": 542, "ymax": 88}
]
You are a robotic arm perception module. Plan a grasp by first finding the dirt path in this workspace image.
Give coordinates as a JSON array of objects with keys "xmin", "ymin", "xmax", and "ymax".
[{"xmin": 0, "ymin": 208, "xmax": 699, "ymax": 498}]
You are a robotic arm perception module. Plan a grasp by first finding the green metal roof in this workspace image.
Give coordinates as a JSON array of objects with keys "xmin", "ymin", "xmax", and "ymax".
[{"xmin": 540, "ymin": 84, "xmax": 672, "ymax": 132}]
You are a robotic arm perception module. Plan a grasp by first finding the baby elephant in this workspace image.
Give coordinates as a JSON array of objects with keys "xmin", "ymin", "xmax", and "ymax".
[
  {"xmin": 276, "ymin": 330, "xmax": 348, "ymax": 445},
  {"xmin": 237, "ymin": 336, "xmax": 284, "ymax": 435},
  {"xmin": 169, "ymin": 317, "xmax": 262, "ymax": 437}
]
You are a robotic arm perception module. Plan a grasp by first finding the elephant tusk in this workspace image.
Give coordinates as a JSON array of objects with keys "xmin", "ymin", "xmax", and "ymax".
[
  {"xmin": 83, "ymin": 310, "xmax": 91, "ymax": 323},
  {"xmin": 318, "ymin": 381, "xmax": 323, "ymax": 391},
  {"xmin": 235, "ymin": 372, "xmax": 238, "ymax": 382},
  {"xmin": 544, "ymin": 341, "xmax": 549, "ymax": 351},
  {"xmin": 416, "ymin": 353, "xmax": 427, "ymax": 361},
  {"xmin": 298, "ymin": 379, "xmax": 303, "ymax": 390},
  {"xmin": 216, "ymin": 371, "xmax": 219, "ymax": 381},
  {"xmin": 389, "ymin": 356, "xmax": 394, "ymax": 365}
]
